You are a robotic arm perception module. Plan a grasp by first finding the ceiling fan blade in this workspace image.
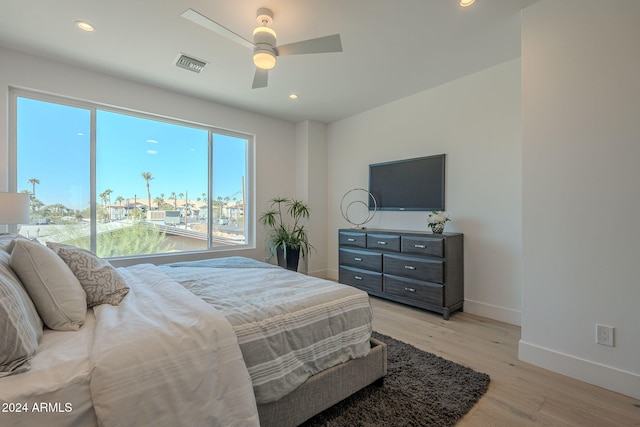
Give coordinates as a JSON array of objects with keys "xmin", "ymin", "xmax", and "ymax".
[
  {"xmin": 275, "ymin": 34, "xmax": 342, "ymax": 57},
  {"xmin": 252, "ymin": 68, "xmax": 269, "ymax": 89},
  {"xmin": 181, "ymin": 9, "xmax": 254, "ymax": 49}
]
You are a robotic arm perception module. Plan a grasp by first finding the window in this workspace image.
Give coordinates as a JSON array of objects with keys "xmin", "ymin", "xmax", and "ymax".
[{"xmin": 13, "ymin": 92, "xmax": 251, "ymax": 259}]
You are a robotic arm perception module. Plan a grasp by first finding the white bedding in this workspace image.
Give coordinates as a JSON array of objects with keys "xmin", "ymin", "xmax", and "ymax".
[
  {"xmin": 0, "ymin": 311, "xmax": 97, "ymax": 427},
  {"xmin": 159, "ymin": 258, "xmax": 373, "ymax": 404},
  {"xmin": 91, "ymin": 264, "xmax": 259, "ymax": 427},
  {"xmin": 0, "ymin": 264, "xmax": 260, "ymax": 427}
]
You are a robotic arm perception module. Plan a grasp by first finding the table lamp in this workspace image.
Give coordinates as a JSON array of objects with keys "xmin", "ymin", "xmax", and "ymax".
[{"xmin": 0, "ymin": 192, "xmax": 30, "ymax": 232}]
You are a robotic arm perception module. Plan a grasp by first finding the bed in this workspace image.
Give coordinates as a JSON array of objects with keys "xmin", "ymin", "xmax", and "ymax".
[{"xmin": 0, "ymin": 235, "xmax": 387, "ymax": 427}]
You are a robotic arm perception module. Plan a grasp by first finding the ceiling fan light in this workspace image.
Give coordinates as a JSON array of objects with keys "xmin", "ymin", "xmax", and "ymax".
[
  {"xmin": 253, "ymin": 26, "xmax": 276, "ymax": 46},
  {"xmin": 253, "ymin": 50, "xmax": 276, "ymax": 70},
  {"xmin": 460, "ymin": 0, "xmax": 476, "ymax": 7},
  {"xmin": 252, "ymin": 26, "xmax": 276, "ymax": 38}
]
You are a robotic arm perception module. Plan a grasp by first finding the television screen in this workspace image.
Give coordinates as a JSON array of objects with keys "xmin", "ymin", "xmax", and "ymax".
[{"xmin": 368, "ymin": 154, "xmax": 445, "ymax": 211}]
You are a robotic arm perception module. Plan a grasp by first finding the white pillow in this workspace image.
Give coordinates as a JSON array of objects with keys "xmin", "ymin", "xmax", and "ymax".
[
  {"xmin": 47, "ymin": 242, "xmax": 130, "ymax": 308},
  {"xmin": 10, "ymin": 239, "xmax": 86, "ymax": 331}
]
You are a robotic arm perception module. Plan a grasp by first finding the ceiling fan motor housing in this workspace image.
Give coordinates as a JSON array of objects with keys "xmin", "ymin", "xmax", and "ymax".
[{"xmin": 255, "ymin": 7, "xmax": 274, "ymax": 26}]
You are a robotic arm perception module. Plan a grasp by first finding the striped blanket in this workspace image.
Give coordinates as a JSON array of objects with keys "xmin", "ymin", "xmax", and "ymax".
[{"xmin": 159, "ymin": 258, "xmax": 373, "ymax": 404}]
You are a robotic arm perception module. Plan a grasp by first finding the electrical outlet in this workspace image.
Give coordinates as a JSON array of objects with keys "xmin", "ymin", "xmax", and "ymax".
[{"xmin": 596, "ymin": 324, "xmax": 614, "ymax": 347}]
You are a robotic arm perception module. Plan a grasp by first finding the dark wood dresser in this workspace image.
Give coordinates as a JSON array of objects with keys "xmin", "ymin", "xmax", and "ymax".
[{"xmin": 338, "ymin": 229, "xmax": 463, "ymax": 320}]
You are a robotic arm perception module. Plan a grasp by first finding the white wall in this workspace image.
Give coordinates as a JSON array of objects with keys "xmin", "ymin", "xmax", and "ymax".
[
  {"xmin": 0, "ymin": 47, "xmax": 297, "ymax": 263},
  {"xmin": 327, "ymin": 59, "xmax": 523, "ymax": 325},
  {"xmin": 520, "ymin": 0, "xmax": 640, "ymax": 399},
  {"xmin": 295, "ymin": 120, "xmax": 329, "ymax": 277}
]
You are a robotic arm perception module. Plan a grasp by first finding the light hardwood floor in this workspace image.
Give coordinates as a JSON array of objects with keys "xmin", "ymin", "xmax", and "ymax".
[{"xmin": 370, "ymin": 297, "xmax": 640, "ymax": 426}]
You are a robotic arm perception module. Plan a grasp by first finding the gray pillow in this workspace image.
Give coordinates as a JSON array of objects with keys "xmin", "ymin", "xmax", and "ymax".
[
  {"xmin": 0, "ymin": 233, "xmax": 18, "ymax": 253},
  {"xmin": 47, "ymin": 242, "xmax": 129, "ymax": 308},
  {"xmin": 10, "ymin": 239, "xmax": 86, "ymax": 331},
  {"xmin": 0, "ymin": 250, "xmax": 43, "ymax": 377}
]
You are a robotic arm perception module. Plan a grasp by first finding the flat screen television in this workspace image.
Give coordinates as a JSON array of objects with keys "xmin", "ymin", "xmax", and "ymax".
[{"xmin": 368, "ymin": 154, "xmax": 445, "ymax": 211}]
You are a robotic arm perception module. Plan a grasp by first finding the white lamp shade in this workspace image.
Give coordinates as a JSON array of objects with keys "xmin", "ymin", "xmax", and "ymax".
[
  {"xmin": 0, "ymin": 192, "xmax": 30, "ymax": 224},
  {"xmin": 253, "ymin": 49, "xmax": 276, "ymax": 70}
]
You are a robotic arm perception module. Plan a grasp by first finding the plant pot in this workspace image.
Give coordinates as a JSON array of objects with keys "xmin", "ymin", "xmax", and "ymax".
[
  {"xmin": 431, "ymin": 223, "xmax": 445, "ymax": 234},
  {"xmin": 276, "ymin": 246, "xmax": 300, "ymax": 272}
]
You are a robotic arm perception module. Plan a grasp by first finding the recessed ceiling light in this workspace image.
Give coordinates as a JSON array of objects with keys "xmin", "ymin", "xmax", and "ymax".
[
  {"xmin": 75, "ymin": 21, "xmax": 95, "ymax": 32},
  {"xmin": 289, "ymin": 94, "xmax": 298, "ymax": 100},
  {"xmin": 460, "ymin": 0, "xmax": 476, "ymax": 7}
]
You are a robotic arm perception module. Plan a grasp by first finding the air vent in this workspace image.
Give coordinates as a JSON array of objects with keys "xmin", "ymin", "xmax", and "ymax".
[{"xmin": 175, "ymin": 53, "xmax": 207, "ymax": 73}]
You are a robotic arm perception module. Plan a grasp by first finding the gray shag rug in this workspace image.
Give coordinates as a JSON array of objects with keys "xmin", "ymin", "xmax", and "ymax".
[{"xmin": 301, "ymin": 332, "xmax": 490, "ymax": 427}]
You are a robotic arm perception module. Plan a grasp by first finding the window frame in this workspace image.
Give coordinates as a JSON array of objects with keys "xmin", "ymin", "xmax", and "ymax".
[{"xmin": 9, "ymin": 88, "xmax": 255, "ymax": 265}]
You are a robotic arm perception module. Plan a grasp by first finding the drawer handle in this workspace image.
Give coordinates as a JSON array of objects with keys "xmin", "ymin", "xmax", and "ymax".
[
  {"xmin": 354, "ymin": 275, "xmax": 363, "ymax": 280},
  {"xmin": 347, "ymin": 238, "xmax": 355, "ymax": 242},
  {"xmin": 414, "ymin": 244, "xmax": 426, "ymax": 249},
  {"xmin": 354, "ymin": 257, "xmax": 362, "ymax": 262},
  {"xmin": 404, "ymin": 265, "xmax": 416, "ymax": 270},
  {"xmin": 377, "ymin": 241, "xmax": 387, "ymax": 245},
  {"xmin": 404, "ymin": 287, "xmax": 416, "ymax": 293}
]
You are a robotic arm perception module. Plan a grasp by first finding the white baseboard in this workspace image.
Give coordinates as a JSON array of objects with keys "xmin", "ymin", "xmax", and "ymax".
[
  {"xmin": 519, "ymin": 340, "xmax": 640, "ymax": 400},
  {"xmin": 308, "ymin": 268, "xmax": 328, "ymax": 279},
  {"xmin": 463, "ymin": 299, "xmax": 521, "ymax": 326}
]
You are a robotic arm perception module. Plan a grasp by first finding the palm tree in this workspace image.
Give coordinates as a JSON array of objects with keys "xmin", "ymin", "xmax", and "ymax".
[
  {"xmin": 154, "ymin": 197, "xmax": 164, "ymax": 210},
  {"xmin": 141, "ymin": 172, "xmax": 153, "ymax": 212},
  {"xmin": 170, "ymin": 192, "xmax": 177, "ymax": 209},
  {"xmin": 105, "ymin": 189, "xmax": 113, "ymax": 204},
  {"xmin": 115, "ymin": 196, "xmax": 124, "ymax": 219},
  {"xmin": 28, "ymin": 178, "xmax": 40, "ymax": 200},
  {"xmin": 31, "ymin": 198, "xmax": 44, "ymax": 212},
  {"xmin": 98, "ymin": 190, "xmax": 113, "ymax": 219},
  {"xmin": 53, "ymin": 203, "xmax": 66, "ymax": 214}
]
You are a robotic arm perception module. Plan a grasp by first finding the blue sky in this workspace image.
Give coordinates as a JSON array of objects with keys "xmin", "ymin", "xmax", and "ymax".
[{"xmin": 17, "ymin": 97, "xmax": 246, "ymax": 211}]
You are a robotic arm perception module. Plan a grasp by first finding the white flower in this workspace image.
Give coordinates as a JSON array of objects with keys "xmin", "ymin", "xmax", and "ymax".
[{"xmin": 428, "ymin": 211, "xmax": 450, "ymax": 226}]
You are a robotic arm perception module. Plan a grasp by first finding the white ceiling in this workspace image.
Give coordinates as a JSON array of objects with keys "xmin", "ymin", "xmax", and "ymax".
[{"xmin": 0, "ymin": 0, "xmax": 539, "ymax": 123}]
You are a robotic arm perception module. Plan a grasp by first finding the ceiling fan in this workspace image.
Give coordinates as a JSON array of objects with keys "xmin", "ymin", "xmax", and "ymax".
[{"xmin": 181, "ymin": 7, "xmax": 343, "ymax": 89}]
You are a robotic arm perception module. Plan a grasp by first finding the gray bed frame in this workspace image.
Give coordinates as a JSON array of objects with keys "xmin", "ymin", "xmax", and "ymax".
[{"xmin": 257, "ymin": 337, "xmax": 387, "ymax": 427}]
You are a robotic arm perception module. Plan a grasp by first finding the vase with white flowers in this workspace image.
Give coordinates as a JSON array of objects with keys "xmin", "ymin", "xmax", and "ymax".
[{"xmin": 427, "ymin": 211, "xmax": 450, "ymax": 234}]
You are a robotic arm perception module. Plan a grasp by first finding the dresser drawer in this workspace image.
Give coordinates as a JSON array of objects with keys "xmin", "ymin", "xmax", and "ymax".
[
  {"xmin": 339, "ymin": 248, "xmax": 382, "ymax": 270},
  {"xmin": 401, "ymin": 235, "xmax": 444, "ymax": 257},
  {"xmin": 339, "ymin": 266, "xmax": 382, "ymax": 292},
  {"xmin": 384, "ymin": 275, "xmax": 443, "ymax": 307},
  {"xmin": 383, "ymin": 254, "xmax": 444, "ymax": 284},
  {"xmin": 339, "ymin": 231, "xmax": 367, "ymax": 248},
  {"xmin": 367, "ymin": 233, "xmax": 400, "ymax": 252}
]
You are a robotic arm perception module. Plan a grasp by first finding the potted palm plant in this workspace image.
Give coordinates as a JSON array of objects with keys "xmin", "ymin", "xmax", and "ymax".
[{"xmin": 259, "ymin": 197, "xmax": 313, "ymax": 271}]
